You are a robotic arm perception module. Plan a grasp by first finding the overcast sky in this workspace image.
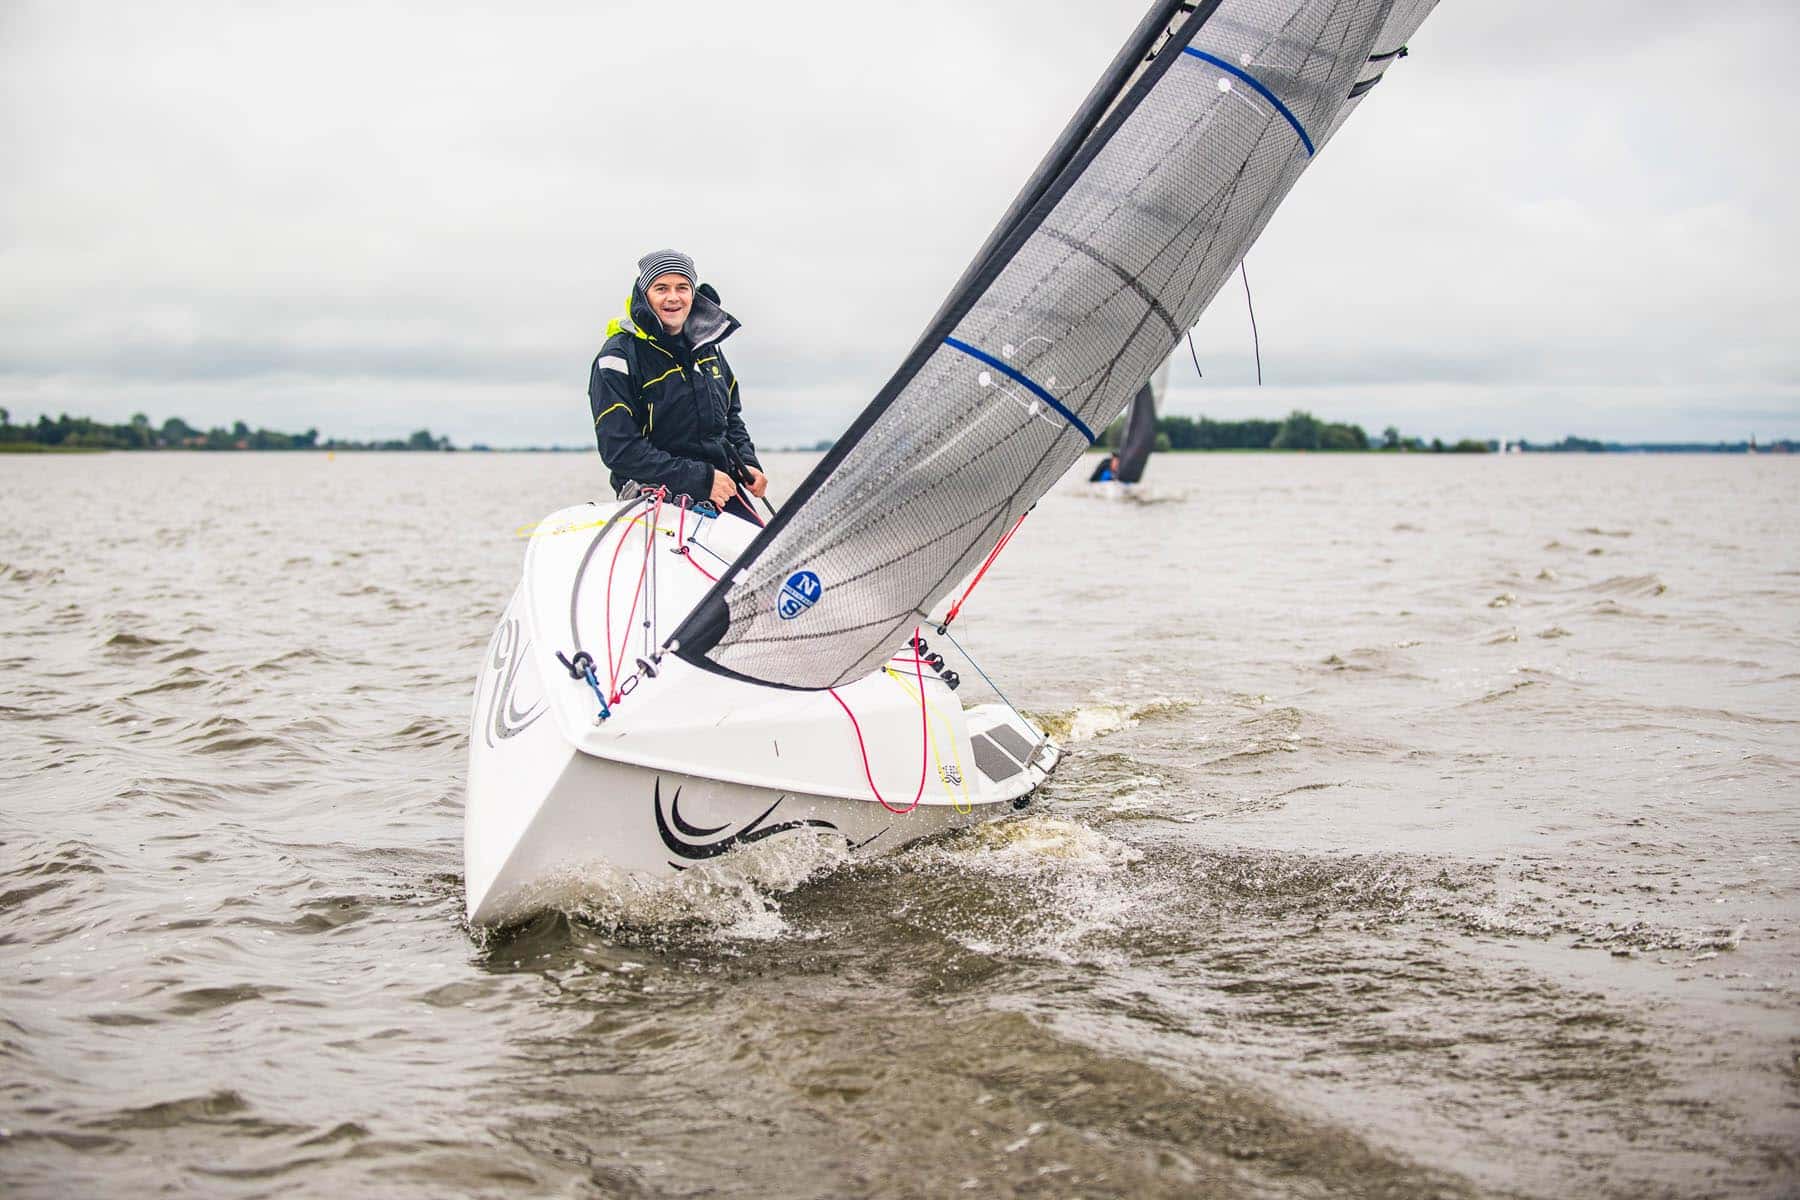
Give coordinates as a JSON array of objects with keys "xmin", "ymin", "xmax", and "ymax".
[{"xmin": 4, "ymin": 1, "xmax": 1796, "ymax": 446}]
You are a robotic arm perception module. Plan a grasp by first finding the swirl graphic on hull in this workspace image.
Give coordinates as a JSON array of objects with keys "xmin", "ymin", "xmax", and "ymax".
[
  {"xmin": 652, "ymin": 778, "xmax": 838, "ymax": 864},
  {"xmin": 485, "ymin": 617, "xmax": 545, "ymax": 747}
]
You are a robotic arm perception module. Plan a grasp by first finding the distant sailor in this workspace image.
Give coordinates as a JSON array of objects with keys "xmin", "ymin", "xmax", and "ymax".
[
  {"xmin": 1088, "ymin": 453, "xmax": 1120, "ymax": 483},
  {"xmin": 588, "ymin": 249, "xmax": 767, "ymax": 521}
]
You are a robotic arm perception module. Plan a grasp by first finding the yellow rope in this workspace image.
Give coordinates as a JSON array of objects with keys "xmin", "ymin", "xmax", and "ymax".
[
  {"xmin": 513, "ymin": 514, "xmax": 677, "ymax": 540},
  {"xmin": 882, "ymin": 666, "xmax": 972, "ymax": 812}
]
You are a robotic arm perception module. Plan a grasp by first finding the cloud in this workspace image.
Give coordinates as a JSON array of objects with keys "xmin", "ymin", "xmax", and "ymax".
[{"xmin": 3, "ymin": 0, "xmax": 1795, "ymax": 443}]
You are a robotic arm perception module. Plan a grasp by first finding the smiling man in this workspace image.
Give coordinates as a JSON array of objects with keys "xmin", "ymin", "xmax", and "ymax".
[{"xmin": 588, "ymin": 248, "xmax": 767, "ymax": 519}]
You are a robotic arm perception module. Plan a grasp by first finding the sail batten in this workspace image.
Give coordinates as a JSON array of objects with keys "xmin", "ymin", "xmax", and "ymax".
[{"xmin": 671, "ymin": 0, "xmax": 1436, "ymax": 691}]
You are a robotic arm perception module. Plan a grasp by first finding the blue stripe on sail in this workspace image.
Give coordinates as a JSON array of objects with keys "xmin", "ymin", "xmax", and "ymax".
[
  {"xmin": 1182, "ymin": 47, "xmax": 1315, "ymax": 156},
  {"xmin": 943, "ymin": 337, "xmax": 1097, "ymax": 443}
]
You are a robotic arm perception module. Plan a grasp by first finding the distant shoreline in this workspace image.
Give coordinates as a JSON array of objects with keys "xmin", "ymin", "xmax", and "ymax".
[{"xmin": 2, "ymin": 407, "xmax": 1790, "ymax": 457}]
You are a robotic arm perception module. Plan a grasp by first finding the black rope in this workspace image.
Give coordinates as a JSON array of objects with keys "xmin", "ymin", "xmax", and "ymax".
[
  {"xmin": 1187, "ymin": 329, "xmax": 1203, "ymax": 380},
  {"xmin": 1240, "ymin": 259, "xmax": 1262, "ymax": 386}
]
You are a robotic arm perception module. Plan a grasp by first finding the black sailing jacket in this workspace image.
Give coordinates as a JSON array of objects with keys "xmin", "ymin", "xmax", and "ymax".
[{"xmin": 587, "ymin": 285, "xmax": 760, "ymax": 502}]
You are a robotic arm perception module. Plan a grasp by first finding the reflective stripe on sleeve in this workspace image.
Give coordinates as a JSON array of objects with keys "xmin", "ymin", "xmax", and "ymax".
[{"xmin": 595, "ymin": 355, "xmax": 628, "ymax": 374}]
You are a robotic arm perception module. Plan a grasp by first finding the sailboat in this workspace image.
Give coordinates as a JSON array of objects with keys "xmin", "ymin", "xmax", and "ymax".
[
  {"xmin": 1090, "ymin": 361, "xmax": 1167, "ymax": 495},
  {"xmin": 465, "ymin": 0, "xmax": 1441, "ymax": 926}
]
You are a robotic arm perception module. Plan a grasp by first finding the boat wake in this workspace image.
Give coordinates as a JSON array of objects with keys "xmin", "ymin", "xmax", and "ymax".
[
  {"xmin": 909, "ymin": 814, "xmax": 1143, "ymax": 874},
  {"xmin": 899, "ymin": 816, "xmax": 1160, "ymax": 966},
  {"xmin": 1032, "ymin": 695, "xmax": 1197, "ymax": 742}
]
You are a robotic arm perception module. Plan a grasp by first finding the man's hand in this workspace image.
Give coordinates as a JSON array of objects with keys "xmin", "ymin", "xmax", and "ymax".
[
  {"xmin": 709, "ymin": 469, "xmax": 736, "ymax": 510},
  {"xmin": 744, "ymin": 465, "xmax": 768, "ymax": 498}
]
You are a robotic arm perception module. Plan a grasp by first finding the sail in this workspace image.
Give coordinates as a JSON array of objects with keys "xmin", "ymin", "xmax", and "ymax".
[
  {"xmin": 1113, "ymin": 360, "xmax": 1167, "ymax": 483},
  {"xmin": 673, "ymin": 0, "xmax": 1436, "ymax": 690}
]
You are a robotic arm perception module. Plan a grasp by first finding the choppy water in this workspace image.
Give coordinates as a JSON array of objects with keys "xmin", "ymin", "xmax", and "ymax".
[{"xmin": 2, "ymin": 450, "xmax": 1796, "ymax": 1198}]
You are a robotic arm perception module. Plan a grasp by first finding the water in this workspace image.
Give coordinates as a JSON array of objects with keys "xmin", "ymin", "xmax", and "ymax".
[{"xmin": 2, "ymin": 450, "xmax": 1795, "ymax": 1198}]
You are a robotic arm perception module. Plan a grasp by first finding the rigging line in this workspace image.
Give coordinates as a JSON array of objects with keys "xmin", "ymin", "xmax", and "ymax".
[
  {"xmin": 689, "ymin": 537, "xmax": 733, "ymax": 569},
  {"xmin": 601, "ymin": 519, "xmax": 638, "ymax": 696},
  {"xmin": 675, "ymin": 496, "xmax": 721, "ymax": 580},
  {"xmin": 1187, "ymin": 329, "xmax": 1204, "ymax": 380},
  {"xmin": 827, "ymin": 626, "xmax": 930, "ymax": 815},
  {"xmin": 1180, "ymin": 47, "xmax": 1315, "ymax": 156},
  {"xmin": 881, "ymin": 666, "xmax": 973, "ymax": 812},
  {"xmin": 945, "ymin": 510, "xmax": 1030, "ymax": 626},
  {"xmin": 733, "ymin": 481, "xmax": 766, "ymax": 526},
  {"xmin": 568, "ymin": 493, "xmax": 651, "ymax": 652},
  {"xmin": 604, "ymin": 497, "xmax": 660, "ymax": 700},
  {"xmin": 936, "ymin": 624, "xmax": 1028, "ymax": 729},
  {"xmin": 944, "ymin": 337, "xmax": 1097, "ymax": 444},
  {"xmin": 1240, "ymin": 259, "xmax": 1262, "ymax": 386},
  {"xmin": 645, "ymin": 491, "xmax": 659, "ymax": 658}
]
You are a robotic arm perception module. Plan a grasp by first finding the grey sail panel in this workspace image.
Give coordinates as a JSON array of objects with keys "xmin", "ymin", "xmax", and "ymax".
[{"xmin": 675, "ymin": 0, "xmax": 1419, "ymax": 690}]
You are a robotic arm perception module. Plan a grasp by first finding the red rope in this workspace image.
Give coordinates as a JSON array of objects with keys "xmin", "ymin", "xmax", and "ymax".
[
  {"xmin": 828, "ymin": 626, "xmax": 929, "ymax": 815},
  {"xmin": 602, "ymin": 493, "xmax": 661, "ymax": 701},
  {"xmin": 945, "ymin": 510, "xmax": 1029, "ymax": 626},
  {"xmin": 735, "ymin": 482, "xmax": 766, "ymax": 526},
  {"xmin": 676, "ymin": 496, "xmax": 718, "ymax": 580}
]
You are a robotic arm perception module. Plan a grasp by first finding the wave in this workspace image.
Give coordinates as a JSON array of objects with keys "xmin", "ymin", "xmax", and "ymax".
[{"xmin": 1031, "ymin": 695, "xmax": 1197, "ymax": 743}]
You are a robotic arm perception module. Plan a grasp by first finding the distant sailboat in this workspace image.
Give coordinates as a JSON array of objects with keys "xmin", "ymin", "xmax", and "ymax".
[
  {"xmin": 1090, "ymin": 360, "xmax": 1167, "ymax": 494},
  {"xmin": 1115, "ymin": 361, "xmax": 1167, "ymax": 485}
]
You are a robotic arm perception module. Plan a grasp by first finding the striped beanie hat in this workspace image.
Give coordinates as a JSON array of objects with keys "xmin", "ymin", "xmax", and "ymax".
[{"xmin": 636, "ymin": 249, "xmax": 696, "ymax": 292}]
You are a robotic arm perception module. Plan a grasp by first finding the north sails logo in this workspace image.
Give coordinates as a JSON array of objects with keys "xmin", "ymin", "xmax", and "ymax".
[
  {"xmin": 777, "ymin": 570, "xmax": 822, "ymax": 620},
  {"xmin": 652, "ymin": 778, "xmax": 838, "ymax": 865}
]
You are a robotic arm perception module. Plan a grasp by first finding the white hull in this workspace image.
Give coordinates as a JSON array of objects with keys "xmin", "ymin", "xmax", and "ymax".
[{"xmin": 465, "ymin": 499, "xmax": 1059, "ymax": 927}]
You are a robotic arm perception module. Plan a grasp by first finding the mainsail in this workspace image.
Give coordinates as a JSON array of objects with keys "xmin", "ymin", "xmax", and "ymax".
[{"xmin": 673, "ymin": 0, "xmax": 1438, "ymax": 690}]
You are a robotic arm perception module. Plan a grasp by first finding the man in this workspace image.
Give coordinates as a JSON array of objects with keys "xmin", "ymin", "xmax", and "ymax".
[
  {"xmin": 588, "ymin": 249, "xmax": 767, "ymax": 520},
  {"xmin": 1088, "ymin": 453, "xmax": 1120, "ymax": 483}
]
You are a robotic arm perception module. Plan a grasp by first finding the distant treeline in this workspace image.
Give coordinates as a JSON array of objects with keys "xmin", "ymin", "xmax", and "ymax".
[
  {"xmin": 1514, "ymin": 435, "xmax": 1793, "ymax": 454},
  {"xmin": 0, "ymin": 409, "xmax": 452, "ymax": 452},
  {"xmin": 1101, "ymin": 409, "xmax": 1489, "ymax": 453},
  {"xmin": 6, "ymin": 407, "xmax": 1784, "ymax": 457},
  {"xmin": 1097, "ymin": 413, "xmax": 1793, "ymax": 455}
]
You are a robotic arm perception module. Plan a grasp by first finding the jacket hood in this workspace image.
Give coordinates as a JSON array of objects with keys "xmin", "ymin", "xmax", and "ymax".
[{"xmin": 615, "ymin": 282, "xmax": 739, "ymax": 348}]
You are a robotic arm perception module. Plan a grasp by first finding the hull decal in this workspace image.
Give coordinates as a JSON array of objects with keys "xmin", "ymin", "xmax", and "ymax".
[
  {"xmin": 486, "ymin": 618, "xmax": 545, "ymax": 747},
  {"xmin": 669, "ymin": 791, "xmax": 729, "ymax": 838},
  {"xmin": 653, "ymin": 779, "xmax": 838, "ymax": 861},
  {"xmin": 848, "ymin": 828, "xmax": 889, "ymax": 852}
]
